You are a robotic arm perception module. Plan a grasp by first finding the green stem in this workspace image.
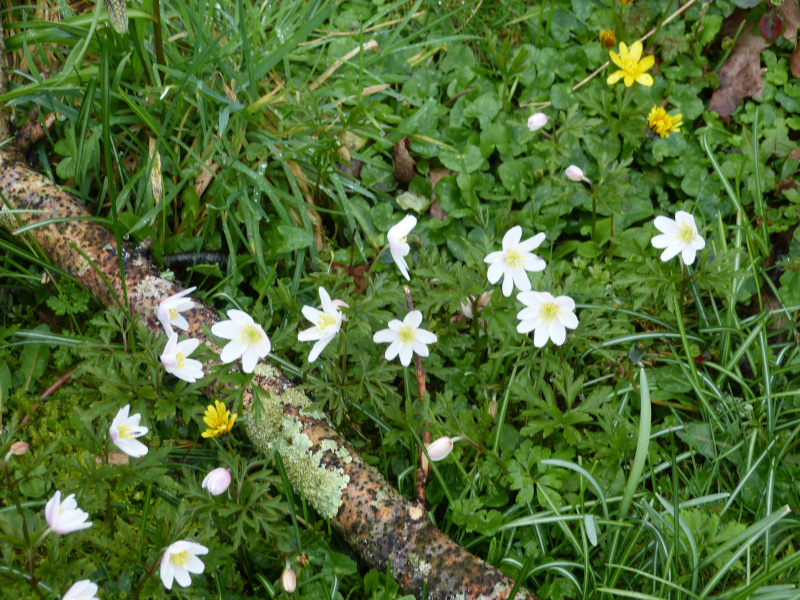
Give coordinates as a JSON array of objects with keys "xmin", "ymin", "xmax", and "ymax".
[
  {"xmin": 618, "ymin": 368, "xmax": 651, "ymax": 517},
  {"xmin": 153, "ymin": 0, "xmax": 165, "ymax": 67}
]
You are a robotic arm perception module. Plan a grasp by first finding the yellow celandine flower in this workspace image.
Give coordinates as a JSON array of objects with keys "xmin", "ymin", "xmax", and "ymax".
[
  {"xmin": 201, "ymin": 400, "xmax": 237, "ymax": 438},
  {"xmin": 607, "ymin": 41, "xmax": 655, "ymax": 87},
  {"xmin": 647, "ymin": 105, "xmax": 683, "ymax": 138},
  {"xmin": 600, "ymin": 30, "xmax": 616, "ymax": 49}
]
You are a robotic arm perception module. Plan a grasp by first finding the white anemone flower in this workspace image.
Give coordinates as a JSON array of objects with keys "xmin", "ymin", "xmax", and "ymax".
[
  {"xmin": 527, "ymin": 112, "xmax": 548, "ymax": 131},
  {"xmin": 426, "ymin": 435, "xmax": 464, "ymax": 461},
  {"xmin": 109, "ymin": 404, "xmax": 149, "ymax": 458},
  {"xmin": 298, "ymin": 287, "xmax": 344, "ymax": 362},
  {"xmin": 373, "ymin": 310, "xmax": 437, "ymax": 367},
  {"xmin": 160, "ymin": 333, "xmax": 204, "ymax": 383},
  {"xmin": 211, "ymin": 310, "xmax": 271, "ymax": 374},
  {"xmin": 62, "ymin": 580, "xmax": 100, "ymax": 600},
  {"xmin": 484, "ymin": 226, "xmax": 547, "ymax": 297},
  {"xmin": 516, "ymin": 291, "xmax": 579, "ymax": 347},
  {"xmin": 386, "ymin": 214, "xmax": 417, "ymax": 280},
  {"xmin": 202, "ymin": 467, "xmax": 232, "ymax": 496},
  {"xmin": 45, "ymin": 490, "xmax": 92, "ymax": 535},
  {"xmin": 650, "ymin": 210, "xmax": 705, "ymax": 266},
  {"xmin": 156, "ymin": 286, "xmax": 197, "ymax": 335},
  {"xmin": 160, "ymin": 540, "xmax": 209, "ymax": 590}
]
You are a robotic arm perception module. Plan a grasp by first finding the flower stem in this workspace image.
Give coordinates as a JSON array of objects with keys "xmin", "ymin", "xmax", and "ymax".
[{"xmin": 403, "ymin": 284, "xmax": 429, "ymax": 506}]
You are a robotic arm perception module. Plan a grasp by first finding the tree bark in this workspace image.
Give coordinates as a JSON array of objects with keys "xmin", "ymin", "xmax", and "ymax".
[{"xmin": 0, "ymin": 148, "xmax": 540, "ymax": 599}]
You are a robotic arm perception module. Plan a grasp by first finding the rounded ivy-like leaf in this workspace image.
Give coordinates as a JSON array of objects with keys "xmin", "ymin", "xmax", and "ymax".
[{"xmin": 105, "ymin": 0, "xmax": 129, "ymax": 34}]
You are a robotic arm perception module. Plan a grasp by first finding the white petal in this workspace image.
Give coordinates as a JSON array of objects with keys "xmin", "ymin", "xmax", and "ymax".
[
  {"xmin": 523, "ymin": 254, "xmax": 547, "ymax": 272},
  {"xmin": 659, "ymin": 244, "xmax": 683, "ymax": 263},
  {"xmin": 517, "ymin": 318, "xmax": 536, "ymax": 334},
  {"xmin": 298, "ymin": 326, "xmax": 323, "ymax": 342},
  {"xmin": 172, "ymin": 313, "xmax": 190, "ymax": 331},
  {"xmin": 373, "ymin": 329, "xmax": 398, "ymax": 344},
  {"xmin": 559, "ymin": 311, "xmax": 579, "ymax": 330},
  {"xmin": 484, "ymin": 250, "xmax": 503, "ymax": 264},
  {"xmin": 517, "ymin": 232, "xmax": 546, "ymax": 253},
  {"xmin": 227, "ymin": 309, "xmax": 254, "ymax": 326},
  {"xmin": 389, "ymin": 214, "xmax": 417, "ymax": 240},
  {"xmin": 183, "ymin": 555, "xmax": 206, "ymax": 574},
  {"xmin": 318, "ymin": 287, "xmax": 335, "ymax": 313},
  {"xmin": 176, "ymin": 338, "xmax": 200, "ymax": 356},
  {"xmin": 241, "ymin": 348, "xmax": 259, "ymax": 373},
  {"xmin": 253, "ymin": 333, "xmax": 271, "ymax": 357},
  {"xmin": 412, "ymin": 340, "xmax": 429, "ymax": 357},
  {"xmin": 501, "ymin": 272, "xmax": 514, "ymax": 297},
  {"xmin": 486, "ymin": 260, "xmax": 505, "ymax": 285},
  {"xmin": 512, "ymin": 267, "xmax": 531, "ymax": 292},
  {"xmin": 219, "ymin": 340, "xmax": 244, "ymax": 364},
  {"xmin": 555, "ymin": 295, "xmax": 576, "ymax": 312},
  {"xmin": 387, "ymin": 319, "xmax": 405, "ymax": 332},
  {"xmin": 399, "ymin": 345, "xmax": 414, "ymax": 366},
  {"xmin": 693, "ymin": 235, "xmax": 706, "ymax": 250},
  {"xmin": 549, "ymin": 321, "xmax": 567, "ymax": 345},
  {"xmin": 160, "ymin": 559, "xmax": 175, "ymax": 590},
  {"xmin": 682, "ymin": 246, "xmax": 697, "ymax": 265},
  {"xmin": 653, "ymin": 216, "xmax": 678, "ymax": 235},
  {"xmin": 502, "ymin": 226, "xmax": 522, "ymax": 251},
  {"xmin": 516, "ymin": 291, "xmax": 539, "ymax": 307},
  {"xmin": 384, "ymin": 340, "xmax": 401, "ymax": 361},
  {"xmin": 302, "ymin": 305, "xmax": 322, "ymax": 323},
  {"xmin": 405, "ymin": 310, "xmax": 423, "ymax": 329},
  {"xmin": 533, "ymin": 323, "xmax": 550, "ymax": 347},
  {"xmin": 116, "ymin": 437, "xmax": 149, "ymax": 458},
  {"xmin": 650, "ymin": 233, "xmax": 673, "ymax": 249},
  {"xmin": 211, "ymin": 320, "xmax": 240, "ymax": 339},
  {"xmin": 415, "ymin": 329, "xmax": 437, "ymax": 344},
  {"xmin": 394, "ymin": 253, "xmax": 411, "ymax": 280},
  {"xmin": 308, "ymin": 337, "xmax": 332, "ymax": 362},
  {"xmin": 173, "ymin": 566, "xmax": 192, "ymax": 588}
]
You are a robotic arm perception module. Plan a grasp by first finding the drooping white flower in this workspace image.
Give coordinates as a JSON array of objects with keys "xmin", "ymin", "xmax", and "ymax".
[
  {"xmin": 373, "ymin": 310, "xmax": 437, "ymax": 367},
  {"xmin": 109, "ymin": 404, "xmax": 149, "ymax": 458},
  {"xmin": 160, "ymin": 333, "xmax": 204, "ymax": 383},
  {"xmin": 387, "ymin": 214, "xmax": 417, "ymax": 280},
  {"xmin": 156, "ymin": 286, "xmax": 197, "ymax": 335},
  {"xmin": 484, "ymin": 226, "xmax": 547, "ymax": 297},
  {"xmin": 459, "ymin": 292, "xmax": 490, "ymax": 320},
  {"xmin": 211, "ymin": 310, "xmax": 271, "ymax": 374},
  {"xmin": 426, "ymin": 436, "xmax": 463, "ymax": 461},
  {"xmin": 282, "ymin": 560, "xmax": 297, "ymax": 593},
  {"xmin": 62, "ymin": 580, "xmax": 100, "ymax": 600},
  {"xmin": 297, "ymin": 287, "xmax": 344, "ymax": 362},
  {"xmin": 516, "ymin": 291, "xmax": 579, "ymax": 347},
  {"xmin": 160, "ymin": 540, "xmax": 209, "ymax": 590},
  {"xmin": 202, "ymin": 467, "xmax": 232, "ymax": 496},
  {"xmin": 566, "ymin": 165, "xmax": 587, "ymax": 183},
  {"xmin": 650, "ymin": 210, "xmax": 705, "ymax": 266},
  {"xmin": 527, "ymin": 112, "xmax": 548, "ymax": 131},
  {"xmin": 45, "ymin": 490, "xmax": 92, "ymax": 535}
]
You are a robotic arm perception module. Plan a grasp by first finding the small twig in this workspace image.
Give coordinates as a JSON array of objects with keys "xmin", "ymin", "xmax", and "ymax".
[
  {"xmin": 403, "ymin": 284, "xmax": 429, "ymax": 506},
  {"xmin": 0, "ymin": 8, "xmax": 10, "ymax": 143},
  {"xmin": 528, "ymin": 0, "xmax": 699, "ymax": 109},
  {"xmin": 40, "ymin": 368, "xmax": 77, "ymax": 399}
]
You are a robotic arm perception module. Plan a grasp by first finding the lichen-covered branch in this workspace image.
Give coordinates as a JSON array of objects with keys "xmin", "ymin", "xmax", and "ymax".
[{"xmin": 0, "ymin": 148, "xmax": 540, "ymax": 600}]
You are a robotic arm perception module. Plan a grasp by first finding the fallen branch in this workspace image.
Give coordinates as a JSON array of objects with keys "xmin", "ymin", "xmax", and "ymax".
[{"xmin": 0, "ymin": 145, "xmax": 540, "ymax": 599}]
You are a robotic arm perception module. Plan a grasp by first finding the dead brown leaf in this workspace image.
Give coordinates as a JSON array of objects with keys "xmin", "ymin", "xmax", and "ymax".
[
  {"xmin": 708, "ymin": 29, "xmax": 768, "ymax": 119},
  {"xmin": 95, "ymin": 451, "xmax": 130, "ymax": 466},
  {"xmin": 393, "ymin": 137, "xmax": 415, "ymax": 183}
]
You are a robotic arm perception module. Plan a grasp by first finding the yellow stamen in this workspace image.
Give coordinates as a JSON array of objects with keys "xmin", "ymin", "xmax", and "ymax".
[
  {"xmin": 176, "ymin": 352, "xmax": 186, "ymax": 369},
  {"xmin": 676, "ymin": 223, "xmax": 695, "ymax": 244},
  {"xmin": 505, "ymin": 249, "xmax": 524, "ymax": 270},
  {"xmin": 118, "ymin": 424, "xmax": 134, "ymax": 439},
  {"xmin": 169, "ymin": 308, "xmax": 178, "ymax": 319},
  {"xmin": 398, "ymin": 325, "xmax": 416, "ymax": 346},
  {"xmin": 238, "ymin": 324, "xmax": 263, "ymax": 348},
  {"xmin": 539, "ymin": 302, "xmax": 561, "ymax": 323},
  {"xmin": 171, "ymin": 550, "xmax": 191, "ymax": 566},
  {"xmin": 317, "ymin": 313, "xmax": 336, "ymax": 332}
]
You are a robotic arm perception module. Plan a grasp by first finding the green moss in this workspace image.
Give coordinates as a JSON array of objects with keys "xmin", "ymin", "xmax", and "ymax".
[{"xmin": 246, "ymin": 364, "xmax": 351, "ymax": 519}]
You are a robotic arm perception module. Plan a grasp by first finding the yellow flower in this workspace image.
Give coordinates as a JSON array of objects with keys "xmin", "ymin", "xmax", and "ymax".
[
  {"xmin": 607, "ymin": 41, "xmax": 655, "ymax": 87},
  {"xmin": 647, "ymin": 105, "xmax": 683, "ymax": 138},
  {"xmin": 600, "ymin": 30, "xmax": 616, "ymax": 49},
  {"xmin": 201, "ymin": 400, "xmax": 237, "ymax": 438}
]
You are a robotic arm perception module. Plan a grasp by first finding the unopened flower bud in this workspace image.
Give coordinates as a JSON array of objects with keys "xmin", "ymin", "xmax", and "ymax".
[
  {"xmin": 488, "ymin": 401, "xmax": 498, "ymax": 419},
  {"xmin": 10, "ymin": 441, "xmax": 29, "ymax": 456},
  {"xmin": 527, "ymin": 112, "xmax": 548, "ymax": 132},
  {"xmin": 565, "ymin": 165, "xmax": 586, "ymax": 182},
  {"xmin": 282, "ymin": 565, "xmax": 296, "ymax": 593},
  {"xmin": 427, "ymin": 436, "xmax": 463, "ymax": 462},
  {"xmin": 202, "ymin": 467, "xmax": 232, "ymax": 496}
]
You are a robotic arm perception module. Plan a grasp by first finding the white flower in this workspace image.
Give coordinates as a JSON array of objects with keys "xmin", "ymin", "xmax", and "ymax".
[
  {"xmin": 459, "ymin": 292, "xmax": 490, "ymax": 320},
  {"xmin": 650, "ymin": 210, "xmax": 705, "ymax": 266},
  {"xmin": 211, "ymin": 310, "xmax": 271, "ymax": 373},
  {"xmin": 160, "ymin": 540, "xmax": 209, "ymax": 590},
  {"xmin": 427, "ymin": 436, "xmax": 463, "ymax": 461},
  {"xmin": 297, "ymin": 287, "xmax": 344, "ymax": 362},
  {"xmin": 63, "ymin": 580, "xmax": 100, "ymax": 600},
  {"xmin": 109, "ymin": 404, "xmax": 149, "ymax": 458},
  {"xmin": 45, "ymin": 490, "xmax": 92, "ymax": 535},
  {"xmin": 566, "ymin": 165, "xmax": 587, "ymax": 182},
  {"xmin": 516, "ymin": 291, "xmax": 579, "ymax": 347},
  {"xmin": 202, "ymin": 467, "xmax": 232, "ymax": 496},
  {"xmin": 156, "ymin": 286, "xmax": 197, "ymax": 335},
  {"xmin": 373, "ymin": 310, "xmax": 437, "ymax": 367},
  {"xmin": 527, "ymin": 112, "xmax": 548, "ymax": 131},
  {"xmin": 160, "ymin": 333, "xmax": 204, "ymax": 383},
  {"xmin": 484, "ymin": 226, "xmax": 547, "ymax": 297},
  {"xmin": 387, "ymin": 214, "xmax": 417, "ymax": 280},
  {"xmin": 282, "ymin": 563, "xmax": 297, "ymax": 593}
]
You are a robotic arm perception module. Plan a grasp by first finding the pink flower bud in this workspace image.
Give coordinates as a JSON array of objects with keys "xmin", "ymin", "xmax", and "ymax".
[
  {"xmin": 331, "ymin": 299, "xmax": 350, "ymax": 309},
  {"xmin": 282, "ymin": 567, "xmax": 297, "ymax": 593},
  {"xmin": 427, "ymin": 436, "xmax": 457, "ymax": 462},
  {"xmin": 527, "ymin": 112, "xmax": 548, "ymax": 131},
  {"xmin": 10, "ymin": 441, "xmax": 29, "ymax": 456},
  {"xmin": 565, "ymin": 165, "xmax": 586, "ymax": 183},
  {"xmin": 201, "ymin": 467, "xmax": 232, "ymax": 496}
]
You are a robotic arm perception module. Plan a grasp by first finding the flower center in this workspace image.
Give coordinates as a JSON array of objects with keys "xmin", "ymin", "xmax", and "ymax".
[
  {"xmin": 651, "ymin": 114, "xmax": 670, "ymax": 134},
  {"xmin": 676, "ymin": 223, "xmax": 695, "ymax": 244},
  {"xmin": 539, "ymin": 302, "xmax": 560, "ymax": 323},
  {"xmin": 169, "ymin": 307, "xmax": 179, "ymax": 320},
  {"xmin": 621, "ymin": 56, "xmax": 639, "ymax": 75},
  {"xmin": 317, "ymin": 313, "xmax": 337, "ymax": 332},
  {"xmin": 118, "ymin": 424, "xmax": 134, "ymax": 439},
  {"xmin": 176, "ymin": 352, "xmax": 186, "ymax": 369},
  {"xmin": 239, "ymin": 324, "xmax": 263, "ymax": 348},
  {"xmin": 505, "ymin": 249, "xmax": 524, "ymax": 270},
  {"xmin": 398, "ymin": 325, "xmax": 416, "ymax": 346},
  {"xmin": 171, "ymin": 550, "xmax": 191, "ymax": 567}
]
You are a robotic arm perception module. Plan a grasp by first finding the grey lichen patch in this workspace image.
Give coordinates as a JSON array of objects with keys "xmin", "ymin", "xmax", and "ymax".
[{"xmin": 245, "ymin": 365, "xmax": 350, "ymax": 519}]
